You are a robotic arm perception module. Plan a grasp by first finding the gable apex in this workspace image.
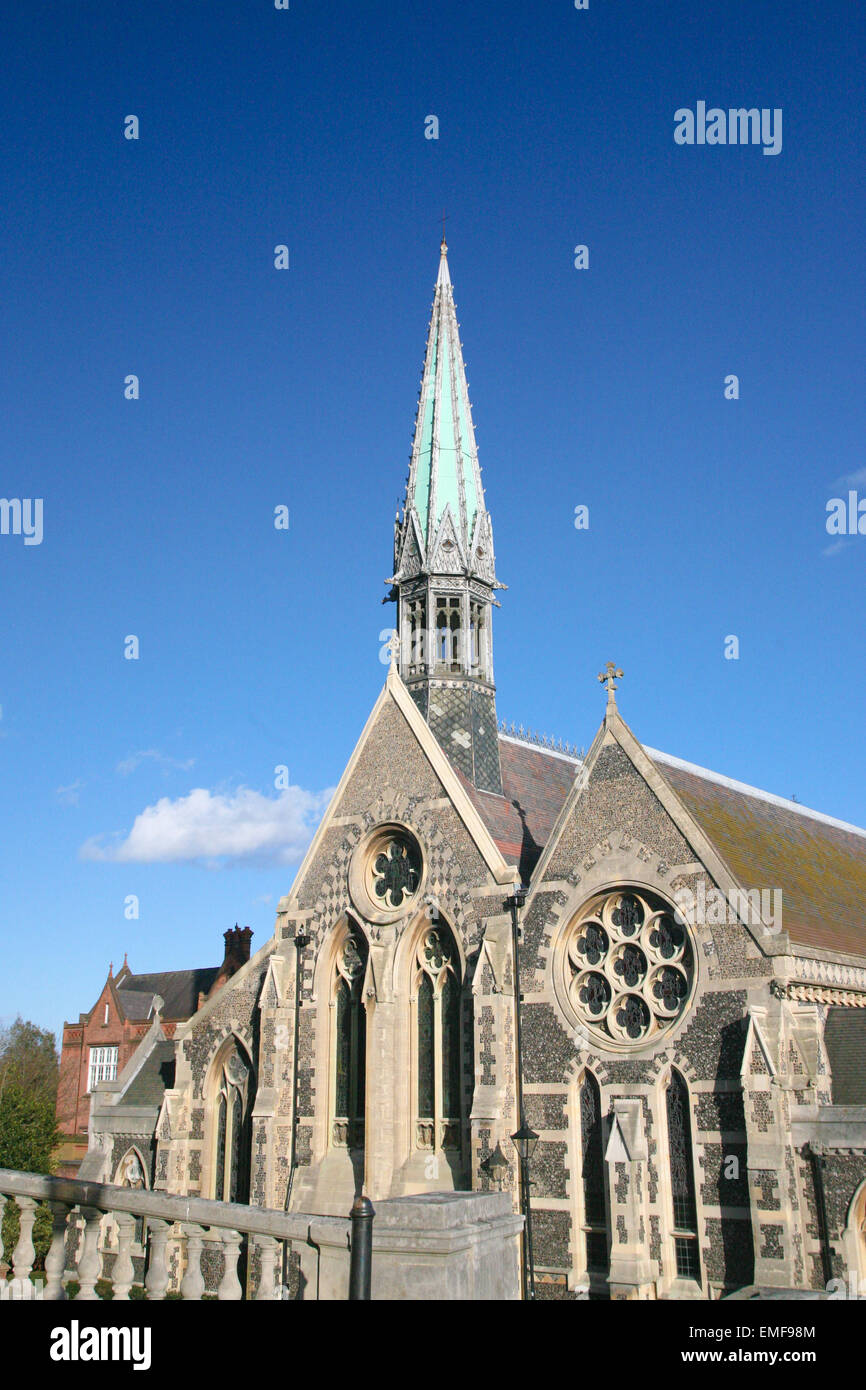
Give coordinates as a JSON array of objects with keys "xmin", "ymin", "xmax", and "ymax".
[{"xmin": 283, "ymin": 667, "xmax": 518, "ymax": 917}]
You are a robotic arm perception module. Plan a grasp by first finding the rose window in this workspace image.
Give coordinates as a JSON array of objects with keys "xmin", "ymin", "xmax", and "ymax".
[
  {"xmin": 367, "ymin": 835, "xmax": 421, "ymax": 911},
  {"xmin": 566, "ymin": 890, "xmax": 693, "ymax": 1046}
]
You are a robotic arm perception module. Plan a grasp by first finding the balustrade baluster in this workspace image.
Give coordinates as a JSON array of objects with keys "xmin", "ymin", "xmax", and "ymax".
[
  {"xmin": 11, "ymin": 1196, "xmax": 38, "ymax": 1296},
  {"xmin": 111, "ymin": 1212, "xmax": 136, "ymax": 1300},
  {"xmin": 180, "ymin": 1224, "xmax": 206, "ymax": 1300},
  {"xmin": 74, "ymin": 1206, "xmax": 103, "ymax": 1300},
  {"xmin": 253, "ymin": 1234, "xmax": 279, "ymax": 1301},
  {"xmin": 144, "ymin": 1219, "xmax": 171, "ymax": 1301},
  {"xmin": 43, "ymin": 1202, "xmax": 71, "ymax": 1301},
  {"xmin": 216, "ymin": 1229, "xmax": 243, "ymax": 1300}
]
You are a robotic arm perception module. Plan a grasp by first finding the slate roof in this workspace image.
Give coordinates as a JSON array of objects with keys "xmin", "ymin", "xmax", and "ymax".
[
  {"xmin": 456, "ymin": 735, "xmax": 578, "ymax": 882},
  {"xmin": 115, "ymin": 990, "xmax": 157, "ymax": 1021},
  {"xmin": 114, "ymin": 968, "xmax": 221, "ymax": 1022},
  {"xmin": 455, "ymin": 733, "xmax": 866, "ymax": 962},
  {"xmin": 824, "ymin": 1009, "xmax": 866, "ymax": 1104},
  {"xmin": 649, "ymin": 752, "xmax": 866, "ymax": 959},
  {"xmin": 122, "ymin": 1041, "xmax": 176, "ymax": 1106}
]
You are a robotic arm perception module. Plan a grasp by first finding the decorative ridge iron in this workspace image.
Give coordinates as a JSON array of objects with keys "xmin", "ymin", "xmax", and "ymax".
[{"xmin": 498, "ymin": 719, "xmax": 585, "ymax": 760}]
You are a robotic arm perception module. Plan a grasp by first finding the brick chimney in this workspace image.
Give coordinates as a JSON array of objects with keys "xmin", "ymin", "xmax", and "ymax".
[
  {"xmin": 198, "ymin": 925, "xmax": 255, "ymax": 1010},
  {"xmin": 222, "ymin": 925, "xmax": 253, "ymax": 972}
]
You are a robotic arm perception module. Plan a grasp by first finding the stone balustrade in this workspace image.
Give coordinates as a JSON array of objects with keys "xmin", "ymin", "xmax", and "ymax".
[
  {"xmin": 0, "ymin": 1170, "xmax": 522, "ymax": 1301},
  {"xmin": 0, "ymin": 1168, "xmax": 348, "ymax": 1301}
]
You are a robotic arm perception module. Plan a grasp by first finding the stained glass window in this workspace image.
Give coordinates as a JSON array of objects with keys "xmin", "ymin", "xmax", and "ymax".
[
  {"xmin": 212, "ymin": 1041, "xmax": 252, "ymax": 1205},
  {"xmin": 418, "ymin": 974, "xmax": 434, "ymax": 1118},
  {"xmin": 667, "ymin": 1070, "xmax": 699, "ymax": 1280},
  {"xmin": 414, "ymin": 923, "xmax": 464, "ymax": 1154},
  {"xmin": 579, "ymin": 1071, "xmax": 609, "ymax": 1272},
  {"xmin": 332, "ymin": 924, "xmax": 368, "ymax": 1148},
  {"xmin": 215, "ymin": 1092, "xmax": 227, "ymax": 1198},
  {"xmin": 441, "ymin": 970, "xmax": 461, "ymax": 1120},
  {"xmin": 566, "ymin": 889, "xmax": 693, "ymax": 1047}
]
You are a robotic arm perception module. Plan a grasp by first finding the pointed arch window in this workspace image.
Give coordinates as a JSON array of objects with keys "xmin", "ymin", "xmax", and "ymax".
[
  {"xmin": 666, "ymin": 1070, "xmax": 699, "ymax": 1280},
  {"xmin": 414, "ymin": 924, "xmax": 463, "ymax": 1152},
  {"xmin": 332, "ymin": 923, "xmax": 368, "ymax": 1150},
  {"xmin": 579, "ymin": 1071, "xmax": 609, "ymax": 1274},
  {"xmin": 212, "ymin": 1040, "xmax": 253, "ymax": 1204}
]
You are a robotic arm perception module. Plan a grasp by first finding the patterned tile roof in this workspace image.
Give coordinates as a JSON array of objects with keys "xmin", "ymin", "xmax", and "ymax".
[
  {"xmin": 117, "ymin": 968, "xmax": 221, "ymax": 1022},
  {"xmin": 455, "ymin": 733, "xmax": 866, "ymax": 961},
  {"xmin": 651, "ymin": 754, "xmax": 866, "ymax": 958},
  {"xmin": 824, "ymin": 1009, "xmax": 866, "ymax": 1103},
  {"xmin": 122, "ymin": 1041, "xmax": 176, "ymax": 1106},
  {"xmin": 456, "ymin": 734, "xmax": 581, "ymax": 882}
]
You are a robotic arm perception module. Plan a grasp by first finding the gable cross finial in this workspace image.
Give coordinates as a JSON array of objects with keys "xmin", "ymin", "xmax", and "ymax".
[
  {"xmin": 597, "ymin": 661, "xmax": 624, "ymax": 704},
  {"xmin": 386, "ymin": 630, "xmax": 401, "ymax": 670}
]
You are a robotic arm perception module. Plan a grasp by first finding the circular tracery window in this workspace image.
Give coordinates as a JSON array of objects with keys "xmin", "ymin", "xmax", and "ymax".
[
  {"xmin": 350, "ymin": 823, "xmax": 425, "ymax": 924},
  {"xmin": 369, "ymin": 838, "xmax": 420, "ymax": 909},
  {"xmin": 565, "ymin": 889, "xmax": 694, "ymax": 1047}
]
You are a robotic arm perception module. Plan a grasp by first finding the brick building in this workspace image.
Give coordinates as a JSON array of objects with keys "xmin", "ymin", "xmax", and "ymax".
[{"xmin": 55, "ymin": 927, "xmax": 252, "ymax": 1175}]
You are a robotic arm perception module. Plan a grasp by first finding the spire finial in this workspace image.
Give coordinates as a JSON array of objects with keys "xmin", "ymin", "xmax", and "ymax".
[
  {"xmin": 440, "ymin": 208, "xmax": 448, "ymax": 256},
  {"xmin": 598, "ymin": 662, "xmax": 624, "ymax": 706}
]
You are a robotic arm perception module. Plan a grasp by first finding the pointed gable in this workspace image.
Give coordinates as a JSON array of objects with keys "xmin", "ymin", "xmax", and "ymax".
[
  {"xmin": 446, "ymin": 712, "xmax": 866, "ymax": 963},
  {"xmin": 285, "ymin": 665, "xmax": 517, "ymax": 920}
]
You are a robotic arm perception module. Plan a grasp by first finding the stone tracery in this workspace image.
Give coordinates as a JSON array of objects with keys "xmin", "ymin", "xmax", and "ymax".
[{"xmin": 565, "ymin": 889, "xmax": 694, "ymax": 1047}]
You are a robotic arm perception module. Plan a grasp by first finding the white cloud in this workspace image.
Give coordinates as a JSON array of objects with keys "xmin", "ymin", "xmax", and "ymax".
[
  {"xmin": 56, "ymin": 780, "xmax": 84, "ymax": 806},
  {"xmin": 116, "ymin": 749, "xmax": 196, "ymax": 776},
  {"xmin": 834, "ymin": 467, "xmax": 866, "ymax": 488},
  {"xmin": 80, "ymin": 784, "xmax": 334, "ymax": 866},
  {"xmin": 823, "ymin": 538, "xmax": 850, "ymax": 558}
]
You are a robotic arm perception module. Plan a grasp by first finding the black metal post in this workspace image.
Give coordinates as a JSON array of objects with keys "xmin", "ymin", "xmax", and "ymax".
[
  {"xmin": 348, "ymin": 1195, "xmax": 375, "ymax": 1300},
  {"xmin": 285, "ymin": 929, "xmax": 309, "ymax": 1208},
  {"xmin": 809, "ymin": 1145, "xmax": 833, "ymax": 1287},
  {"xmin": 280, "ymin": 929, "xmax": 308, "ymax": 1296},
  {"xmin": 507, "ymin": 888, "xmax": 536, "ymax": 1301}
]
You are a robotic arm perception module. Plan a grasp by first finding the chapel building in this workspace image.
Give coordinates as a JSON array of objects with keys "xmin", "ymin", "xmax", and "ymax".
[{"xmin": 81, "ymin": 241, "xmax": 866, "ymax": 1300}]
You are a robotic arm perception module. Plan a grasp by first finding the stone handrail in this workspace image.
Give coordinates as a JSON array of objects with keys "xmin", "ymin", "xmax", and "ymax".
[
  {"xmin": 0, "ymin": 1168, "xmax": 347, "ymax": 1243},
  {"xmin": 0, "ymin": 1167, "xmax": 346, "ymax": 1301},
  {"xmin": 0, "ymin": 1170, "xmax": 522, "ymax": 1301}
]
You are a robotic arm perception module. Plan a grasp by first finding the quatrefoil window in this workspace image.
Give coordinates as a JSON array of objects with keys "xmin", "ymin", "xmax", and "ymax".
[
  {"xmin": 354, "ymin": 826, "xmax": 424, "ymax": 919},
  {"xmin": 565, "ymin": 889, "xmax": 694, "ymax": 1048},
  {"xmin": 373, "ymin": 840, "xmax": 420, "ymax": 908}
]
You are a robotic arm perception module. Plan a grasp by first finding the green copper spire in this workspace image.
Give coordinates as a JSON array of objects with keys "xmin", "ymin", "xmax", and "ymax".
[
  {"xmin": 388, "ymin": 242, "xmax": 503, "ymax": 796},
  {"xmin": 396, "ymin": 239, "xmax": 490, "ymax": 575}
]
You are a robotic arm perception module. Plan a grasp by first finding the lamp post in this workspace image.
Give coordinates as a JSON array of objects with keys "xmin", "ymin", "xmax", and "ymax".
[
  {"xmin": 285, "ymin": 929, "xmax": 309, "ymax": 1209},
  {"xmin": 279, "ymin": 927, "xmax": 309, "ymax": 1297},
  {"xmin": 507, "ymin": 887, "xmax": 538, "ymax": 1300}
]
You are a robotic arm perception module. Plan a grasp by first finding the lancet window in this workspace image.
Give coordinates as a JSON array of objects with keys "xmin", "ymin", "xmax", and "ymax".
[
  {"xmin": 666, "ymin": 1069, "xmax": 699, "ymax": 1280},
  {"xmin": 332, "ymin": 923, "xmax": 368, "ymax": 1150},
  {"xmin": 414, "ymin": 923, "xmax": 462, "ymax": 1152},
  {"xmin": 212, "ymin": 1040, "xmax": 253, "ymax": 1205},
  {"xmin": 579, "ymin": 1070, "xmax": 609, "ymax": 1273}
]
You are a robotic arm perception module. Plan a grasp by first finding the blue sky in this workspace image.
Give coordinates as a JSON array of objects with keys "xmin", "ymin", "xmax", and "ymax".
[{"xmin": 2, "ymin": 0, "xmax": 864, "ymax": 1043}]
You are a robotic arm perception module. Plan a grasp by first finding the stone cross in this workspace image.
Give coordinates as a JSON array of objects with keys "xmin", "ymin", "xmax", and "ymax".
[
  {"xmin": 598, "ymin": 662, "xmax": 624, "ymax": 702},
  {"xmin": 386, "ymin": 630, "xmax": 401, "ymax": 668}
]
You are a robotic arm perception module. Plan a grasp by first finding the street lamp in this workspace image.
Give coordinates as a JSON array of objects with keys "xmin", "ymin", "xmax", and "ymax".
[
  {"xmin": 511, "ymin": 1125, "xmax": 539, "ymax": 1167},
  {"xmin": 507, "ymin": 886, "xmax": 537, "ymax": 1300},
  {"xmin": 280, "ymin": 927, "xmax": 309, "ymax": 1297},
  {"xmin": 285, "ymin": 929, "xmax": 309, "ymax": 1208}
]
